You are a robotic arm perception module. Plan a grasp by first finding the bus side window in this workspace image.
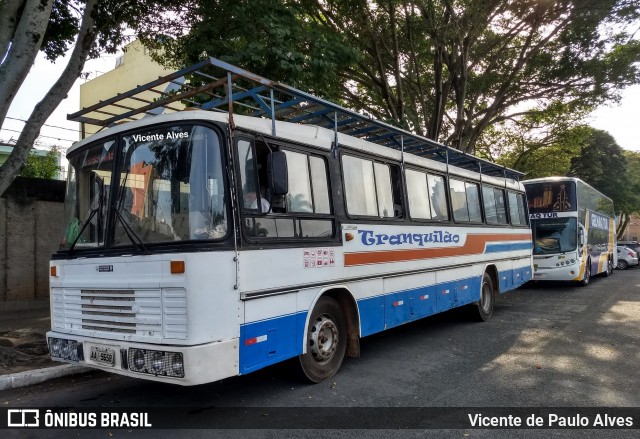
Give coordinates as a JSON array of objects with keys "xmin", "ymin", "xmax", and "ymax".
[
  {"xmin": 343, "ymin": 155, "xmax": 402, "ymax": 219},
  {"xmin": 508, "ymin": 191, "xmax": 528, "ymax": 226},
  {"xmin": 483, "ymin": 186, "xmax": 508, "ymax": 225},
  {"xmin": 450, "ymin": 178, "xmax": 482, "ymax": 222}
]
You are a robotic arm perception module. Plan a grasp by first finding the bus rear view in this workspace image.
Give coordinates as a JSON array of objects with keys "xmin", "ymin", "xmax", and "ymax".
[{"xmin": 523, "ymin": 178, "xmax": 615, "ymax": 286}]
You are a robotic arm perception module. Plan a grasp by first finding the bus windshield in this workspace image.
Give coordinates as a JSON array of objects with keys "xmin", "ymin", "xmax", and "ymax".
[
  {"xmin": 61, "ymin": 124, "xmax": 227, "ymax": 249},
  {"xmin": 532, "ymin": 217, "xmax": 577, "ymax": 255}
]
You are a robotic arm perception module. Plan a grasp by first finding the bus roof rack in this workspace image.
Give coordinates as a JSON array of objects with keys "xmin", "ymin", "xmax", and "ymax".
[{"xmin": 68, "ymin": 57, "xmax": 523, "ymax": 180}]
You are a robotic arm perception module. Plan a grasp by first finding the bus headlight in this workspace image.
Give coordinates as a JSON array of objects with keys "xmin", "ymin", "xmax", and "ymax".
[
  {"xmin": 133, "ymin": 349, "xmax": 145, "ymax": 369},
  {"xmin": 128, "ymin": 348, "xmax": 184, "ymax": 378},
  {"xmin": 171, "ymin": 353, "xmax": 184, "ymax": 376},
  {"xmin": 151, "ymin": 351, "xmax": 164, "ymax": 373},
  {"xmin": 48, "ymin": 337, "xmax": 83, "ymax": 362}
]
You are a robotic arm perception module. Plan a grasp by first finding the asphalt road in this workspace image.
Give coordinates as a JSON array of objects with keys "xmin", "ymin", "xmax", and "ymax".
[{"xmin": 2, "ymin": 268, "xmax": 640, "ymax": 438}]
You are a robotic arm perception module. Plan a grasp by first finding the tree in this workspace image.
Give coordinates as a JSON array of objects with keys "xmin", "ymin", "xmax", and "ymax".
[
  {"xmin": 0, "ymin": 0, "xmax": 186, "ymax": 196},
  {"xmin": 567, "ymin": 128, "xmax": 639, "ymax": 237},
  {"xmin": 146, "ymin": 0, "xmax": 640, "ymax": 153},
  {"xmin": 476, "ymin": 103, "xmax": 591, "ymax": 178},
  {"xmin": 617, "ymin": 150, "xmax": 640, "ymax": 238},
  {"xmin": 20, "ymin": 146, "xmax": 62, "ymax": 180}
]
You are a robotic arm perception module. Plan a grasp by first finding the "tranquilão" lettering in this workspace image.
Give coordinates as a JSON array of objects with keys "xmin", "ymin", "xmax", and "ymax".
[{"xmin": 358, "ymin": 229, "xmax": 460, "ymax": 246}]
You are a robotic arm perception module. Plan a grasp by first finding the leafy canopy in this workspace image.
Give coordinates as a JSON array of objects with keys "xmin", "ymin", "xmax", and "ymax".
[{"xmin": 144, "ymin": 0, "xmax": 640, "ymax": 153}]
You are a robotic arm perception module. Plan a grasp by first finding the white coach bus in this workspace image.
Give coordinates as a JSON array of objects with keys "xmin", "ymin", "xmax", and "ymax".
[
  {"xmin": 523, "ymin": 177, "xmax": 615, "ymax": 286},
  {"xmin": 48, "ymin": 58, "xmax": 532, "ymax": 385}
]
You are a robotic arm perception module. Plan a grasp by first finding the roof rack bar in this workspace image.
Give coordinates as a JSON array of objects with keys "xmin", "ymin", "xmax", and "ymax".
[
  {"xmin": 68, "ymin": 59, "xmax": 211, "ymax": 120},
  {"xmin": 68, "ymin": 56, "xmax": 524, "ymax": 179},
  {"xmin": 200, "ymin": 84, "xmax": 268, "ymax": 110}
]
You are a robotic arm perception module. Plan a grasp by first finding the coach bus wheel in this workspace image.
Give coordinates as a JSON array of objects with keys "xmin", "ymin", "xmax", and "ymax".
[
  {"xmin": 617, "ymin": 259, "xmax": 628, "ymax": 270},
  {"xmin": 474, "ymin": 273, "xmax": 495, "ymax": 322},
  {"xmin": 579, "ymin": 260, "xmax": 591, "ymax": 286},
  {"xmin": 603, "ymin": 259, "xmax": 613, "ymax": 277},
  {"xmin": 299, "ymin": 296, "xmax": 347, "ymax": 383}
]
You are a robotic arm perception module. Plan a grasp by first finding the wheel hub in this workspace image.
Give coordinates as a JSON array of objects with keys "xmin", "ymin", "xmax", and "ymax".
[{"xmin": 309, "ymin": 315, "xmax": 338, "ymax": 361}]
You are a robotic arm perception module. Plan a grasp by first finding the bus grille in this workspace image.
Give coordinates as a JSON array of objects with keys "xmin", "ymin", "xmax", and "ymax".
[{"xmin": 51, "ymin": 288, "xmax": 187, "ymax": 340}]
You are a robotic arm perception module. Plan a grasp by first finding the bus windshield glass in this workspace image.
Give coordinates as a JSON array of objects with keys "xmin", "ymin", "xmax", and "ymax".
[
  {"xmin": 526, "ymin": 181, "xmax": 576, "ymax": 214},
  {"xmin": 532, "ymin": 217, "xmax": 577, "ymax": 254},
  {"xmin": 61, "ymin": 124, "xmax": 227, "ymax": 249}
]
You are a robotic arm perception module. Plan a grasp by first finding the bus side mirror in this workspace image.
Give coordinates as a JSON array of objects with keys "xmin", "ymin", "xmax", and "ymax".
[
  {"xmin": 579, "ymin": 225, "xmax": 586, "ymax": 248},
  {"xmin": 268, "ymin": 151, "xmax": 288, "ymax": 196}
]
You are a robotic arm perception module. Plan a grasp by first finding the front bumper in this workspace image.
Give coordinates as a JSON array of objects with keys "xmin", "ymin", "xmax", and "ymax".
[
  {"xmin": 532, "ymin": 263, "xmax": 581, "ymax": 282},
  {"xmin": 46, "ymin": 331, "xmax": 239, "ymax": 386}
]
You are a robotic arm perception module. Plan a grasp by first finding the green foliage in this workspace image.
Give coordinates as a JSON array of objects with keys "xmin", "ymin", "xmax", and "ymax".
[
  {"xmin": 19, "ymin": 147, "xmax": 61, "ymax": 180},
  {"xmin": 567, "ymin": 129, "xmax": 635, "ymax": 216},
  {"xmin": 143, "ymin": 0, "xmax": 640, "ymax": 153},
  {"xmin": 141, "ymin": 0, "xmax": 358, "ymax": 102},
  {"xmin": 620, "ymin": 150, "xmax": 640, "ymax": 213},
  {"xmin": 475, "ymin": 103, "xmax": 590, "ymax": 178},
  {"xmin": 26, "ymin": 0, "xmax": 189, "ymax": 62}
]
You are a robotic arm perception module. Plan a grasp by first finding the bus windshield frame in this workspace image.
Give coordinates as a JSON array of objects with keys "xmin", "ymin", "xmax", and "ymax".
[{"xmin": 60, "ymin": 123, "xmax": 229, "ymax": 253}]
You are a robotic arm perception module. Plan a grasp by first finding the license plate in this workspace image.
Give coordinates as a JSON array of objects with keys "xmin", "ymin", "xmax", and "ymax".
[
  {"xmin": 90, "ymin": 345, "xmax": 115, "ymax": 367},
  {"xmin": 533, "ymin": 273, "xmax": 543, "ymax": 279}
]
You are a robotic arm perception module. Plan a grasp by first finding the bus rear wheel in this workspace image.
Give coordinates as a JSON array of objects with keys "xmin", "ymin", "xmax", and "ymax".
[
  {"xmin": 473, "ymin": 273, "xmax": 495, "ymax": 322},
  {"xmin": 299, "ymin": 296, "xmax": 347, "ymax": 383},
  {"xmin": 603, "ymin": 259, "xmax": 613, "ymax": 277}
]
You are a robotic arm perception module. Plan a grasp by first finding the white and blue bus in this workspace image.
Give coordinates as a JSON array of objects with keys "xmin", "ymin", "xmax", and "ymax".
[
  {"xmin": 523, "ymin": 177, "xmax": 615, "ymax": 286},
  {"xmin": 48, "ymin": 59, "xmax": 533, "ymax": 385}
]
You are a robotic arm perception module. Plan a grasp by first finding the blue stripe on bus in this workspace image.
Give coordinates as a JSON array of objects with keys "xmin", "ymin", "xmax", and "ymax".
[
  {"xmin": 239, "ymin": 311, "xmax": 307, "ymax": 374},
  {"xmin": 485, "ymin": 242, "xmax": 532, "ymax": 253},
  {"xmin": 238, "ymin": 267, "xmax": 531, "ymax": 374}
]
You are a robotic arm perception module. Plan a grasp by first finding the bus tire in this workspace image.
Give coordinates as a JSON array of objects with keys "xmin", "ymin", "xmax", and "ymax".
[
  {"xmin": 617, "ymin": 259, "xmax": 628, "ymax": 270},
  {"xmin": 299, "ymin": 296, "xmax": 347, "ymax": 383},
  {"xmin": 579, "ymin": 260, "xmax": 591, "ymax": 286},
  {"xmin": 474, "ymin": 272, "xmax": 495, "ymax": 322},
  {"xmin": 603, "ymin": 259, "xmax": 613, "ymax": 277}
]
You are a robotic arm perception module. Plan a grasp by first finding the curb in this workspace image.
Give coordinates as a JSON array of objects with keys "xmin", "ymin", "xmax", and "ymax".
[{"xmin": 0, "ymin": 365, "xmax": 91, "ymax": 391}]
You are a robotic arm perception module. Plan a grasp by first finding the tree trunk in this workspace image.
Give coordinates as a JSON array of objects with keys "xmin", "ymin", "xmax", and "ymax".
[
  {"xmin": 617, "ymin": 213, "xmax": 630, "ymax": 240},
  {"xmin": 0, "ymin": 0, "xmax": 53, "ymax": 125},
  {"xmin": 0, "ymin": 0, "xmax": 24, "ymax": 61},
  {"xmin": 0, "ymin": 0, "xmax": 99, "ymax": 196}
]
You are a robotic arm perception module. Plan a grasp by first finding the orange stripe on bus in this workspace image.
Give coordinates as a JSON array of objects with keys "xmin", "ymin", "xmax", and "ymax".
[{"xmin": 344, "ymin": 233, "xmax": 531, "ymax": 266}]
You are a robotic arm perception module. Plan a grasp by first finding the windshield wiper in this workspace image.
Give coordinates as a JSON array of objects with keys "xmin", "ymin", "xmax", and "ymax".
[
  {"xmin": 67, "ymin": 207, "xmax": 99, "ymax": 254},
  {"xmin": 114, "ymin": 209, "xmax": 150, "ymax": 255}
]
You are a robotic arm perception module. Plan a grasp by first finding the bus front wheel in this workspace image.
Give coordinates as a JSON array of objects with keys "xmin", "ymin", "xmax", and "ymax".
[
  {"xmin": 579, "ymin": 260, "xmax": 591, "ymax": 286},
  {"xmin": 299, "ymin": 296, "xmax": 347, "ymax": 383},
  {"xmin": 473, "ymin": 272, "xmax": 495, "ymax": 322}
]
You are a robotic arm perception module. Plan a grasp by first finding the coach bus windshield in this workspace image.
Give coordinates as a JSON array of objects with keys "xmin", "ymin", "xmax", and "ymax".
[
  {"xmin": 61, "ymin": 124, "xmax": 227, "ymax": 250},
  {"xmin": 531, "ymin": 218, "xmax": 577, "ymax": 255}
]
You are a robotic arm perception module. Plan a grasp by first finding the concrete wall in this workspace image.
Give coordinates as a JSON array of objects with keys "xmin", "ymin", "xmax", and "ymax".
[{"xmin": 0, "ymin": 177, "xmax": 65, "ymax": 302}]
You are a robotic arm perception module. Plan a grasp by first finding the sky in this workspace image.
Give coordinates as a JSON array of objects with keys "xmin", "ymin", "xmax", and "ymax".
[{"xmin": 2, "ymin": 51, "xmax": 640, "ymax": 156}]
